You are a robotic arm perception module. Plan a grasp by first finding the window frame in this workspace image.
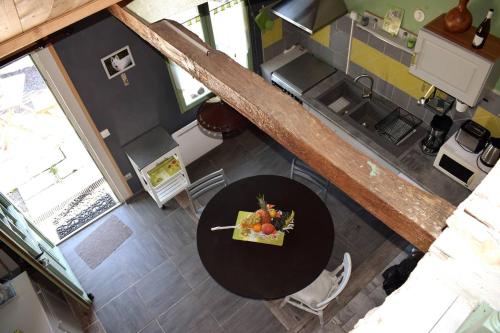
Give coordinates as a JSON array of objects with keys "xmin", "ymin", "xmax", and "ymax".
[{"xmin": 166, "ymin": 1, "xmax": 252, "ymax": 113}]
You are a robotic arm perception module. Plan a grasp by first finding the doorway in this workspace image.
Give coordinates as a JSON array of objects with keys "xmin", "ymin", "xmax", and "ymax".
[{"xmin": 0, "ymin": 55, "xmax": 119, "ymax": 244}]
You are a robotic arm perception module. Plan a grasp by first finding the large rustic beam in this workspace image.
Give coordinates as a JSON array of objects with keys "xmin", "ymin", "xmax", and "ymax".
[
  {"xmin": 109, "ymin": 5, "xmax": 455, "ymax": 251},
  {"xmin": 0, "ymin": 0, "xmax": 122, "ymax": 61}
]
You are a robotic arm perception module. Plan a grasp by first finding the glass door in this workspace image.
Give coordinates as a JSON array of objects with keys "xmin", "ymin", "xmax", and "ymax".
[
  {"xmin": 0, "ymin": 55, "xmax": 119, "ymax": 244},
  {"xmin": 0, "ymin": 192, "xmax": 91, "ymax": 305}
]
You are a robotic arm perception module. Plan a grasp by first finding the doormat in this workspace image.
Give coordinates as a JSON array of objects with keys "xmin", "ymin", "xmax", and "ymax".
[{"xmin": 75, "ymin": 215, "xmax": 132, "ymax": 269}]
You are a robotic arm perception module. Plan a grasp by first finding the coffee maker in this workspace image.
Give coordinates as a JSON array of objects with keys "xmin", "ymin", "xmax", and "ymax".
[{"xmin": 421, "ymin": 115, "xmax": 453, "ymax": 155}]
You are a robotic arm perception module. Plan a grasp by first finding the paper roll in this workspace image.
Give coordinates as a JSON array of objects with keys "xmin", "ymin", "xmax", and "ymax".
[{"xmin": 456, "ymin": 100, "xmax": 469, "ymax": 113}]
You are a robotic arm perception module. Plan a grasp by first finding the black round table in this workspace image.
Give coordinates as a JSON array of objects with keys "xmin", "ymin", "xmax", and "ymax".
[{"xmin": 197, "ymin": 175, "xmax": 334, "ymax": 300}]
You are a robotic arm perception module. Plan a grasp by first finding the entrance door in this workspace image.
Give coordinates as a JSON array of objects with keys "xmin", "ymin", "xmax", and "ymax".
[
  {"xmin": 0, "ymin": 192, "xmax": 91, "ymax": 305},
  {"xmin": 0, "ymin": 55, "xmax": 119, "ymax": 244}
]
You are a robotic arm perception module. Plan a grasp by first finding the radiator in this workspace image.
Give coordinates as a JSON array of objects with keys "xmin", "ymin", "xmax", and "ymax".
[{"xmin": 172, "ymin": 120, "xmax": 223, "ymax": 166}]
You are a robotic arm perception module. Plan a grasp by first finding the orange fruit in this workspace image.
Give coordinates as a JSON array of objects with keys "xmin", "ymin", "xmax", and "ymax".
[{"xmin": 252, "ymin": 223, "xmax": 262, "ymax": 232}]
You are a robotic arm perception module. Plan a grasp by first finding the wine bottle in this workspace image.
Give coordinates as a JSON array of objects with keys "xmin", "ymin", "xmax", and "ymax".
[{"xmin": 472, "ymin": 9, "xmax": 493, "ymax": 49}]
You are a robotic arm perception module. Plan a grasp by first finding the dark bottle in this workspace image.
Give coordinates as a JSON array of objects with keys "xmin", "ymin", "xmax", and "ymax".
[{"xmin": 472, "ymin": 9, "xmax": 493, "ymax": 49}]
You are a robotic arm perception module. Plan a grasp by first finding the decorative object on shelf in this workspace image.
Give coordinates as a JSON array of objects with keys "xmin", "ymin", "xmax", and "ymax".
[
  {"xmin": 472, "ymin": 9, "xmax": 494, "ymax": 49},
  {"xmin": 197, "ymin": 96, "xmax": 248, "ymax": 138},
  {"xmin": 356, "ymin": 12, "xmax": 417, "ymax": 54},
  {"xmin": 413, "ymin": 9, "xmax": 425, "ymax": 23},
  {"xmin": 254, "ymin": 6, "xmax": 274, "ymax": 32},
  {"xmin": 214, "ymin": 195, "xmax": 295, "ymax": 247},
  {"xmin": 382, "ymin": 7, "xmax": 404, "ymax": 36},
  {"xmin": 407, "ymin": 36, "xmax": 416, "ymax": 49},
  {"xmin": 444, "ymin": 0, "xmax": 472, "ymax": 33}
]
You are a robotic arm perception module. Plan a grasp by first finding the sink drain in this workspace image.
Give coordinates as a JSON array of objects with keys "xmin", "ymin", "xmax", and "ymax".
[{"xmin": 328, "ymin": 97, "xmax": 350, "ymax": 113}]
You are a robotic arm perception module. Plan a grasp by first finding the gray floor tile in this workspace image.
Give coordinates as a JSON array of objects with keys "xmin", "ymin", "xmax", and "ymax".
[
  {"xmin": 85, "ymin": 320, "xmax": 105, "ymax": 333},
  {"xmin": 186, "ymin": 157, "xmax": 218, "ymax": 183},
  {"xmin": 62, "ymin": 127, "xmax": 407, "ymax": 333},
  {"xmin": 222, "ymin": 300, "xmax": 287, "ymax": 333},
  {"xmin": 170, "ymin": 242, "xmax": 209, "ymax": 288},
  {"xmin": 150, "ymin": 208, "xmax": 196, "ymax": 257},
  {"xmin": 135, "ymin": 259, "xmax": 192, "ymax": 318},
  {"xmin": 138, "ymin": 320, "xmax": 164, "ymax": 333},
  {"xmin": 158, "ymin": 293, "xmax": 223, "ymax": 333},
  {"xmin": 193, "ymin": 277, "xmax": 249, "ymax": 325},
  {"xmin": 128, "ymin": 193, "xmax": 179, "ymax": 225},
  {"xmin": 97, "ymin": 286, "xmax": 154, "ymax": 333}
]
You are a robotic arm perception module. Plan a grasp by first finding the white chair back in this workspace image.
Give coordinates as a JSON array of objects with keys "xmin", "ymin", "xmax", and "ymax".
[{"xmin": 317, "ymin": 252, "xmax": 352, "ymax": 308}]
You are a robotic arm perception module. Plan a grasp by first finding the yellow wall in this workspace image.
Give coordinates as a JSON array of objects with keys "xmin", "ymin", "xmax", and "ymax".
[
  {"xmin": 473, "ymin": 107, "xmax": 500, "ymax": 137},
  {"xmin": 261, "ymin": 19, "xmax": 282, "ymax": 48},
  {"xmin": 350, "ymin": 38, "xmax": 429, "ymax": 99}
]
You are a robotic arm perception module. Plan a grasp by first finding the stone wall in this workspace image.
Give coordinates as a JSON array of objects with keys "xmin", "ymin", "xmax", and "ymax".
[{"xmin": 351, "ymin": 162, "xmax": 500, "ymax": 332}]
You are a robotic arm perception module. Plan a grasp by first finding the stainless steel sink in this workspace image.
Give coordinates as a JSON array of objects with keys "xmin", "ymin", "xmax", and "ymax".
[
  {"xmin": 316, "ymin": 80, "xmax": 365, "ymax": 114},
  {"xmin": 311, "ymin": 77, "xmax": 425, "ymax": 158}
]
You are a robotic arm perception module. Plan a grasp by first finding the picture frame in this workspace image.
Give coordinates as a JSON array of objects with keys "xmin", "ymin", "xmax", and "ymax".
[
  {"xmin": 101, "ymin": 46, "xmax": 135, "ymax": 79},
  {"xmin": 382, "ymin": 7, "xmax": 404, "ymax": 36}
]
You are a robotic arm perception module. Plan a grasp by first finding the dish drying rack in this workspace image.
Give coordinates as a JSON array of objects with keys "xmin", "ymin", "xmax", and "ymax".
[{"xmin": 375, "ymin": 108, "xmax": 422, "ymax": 145}]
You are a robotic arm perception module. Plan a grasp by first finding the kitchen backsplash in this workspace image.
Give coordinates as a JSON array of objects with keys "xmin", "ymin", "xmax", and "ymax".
[{"xmin": 261, "ymin": 15, "xmax": 500, "ymax": 136}]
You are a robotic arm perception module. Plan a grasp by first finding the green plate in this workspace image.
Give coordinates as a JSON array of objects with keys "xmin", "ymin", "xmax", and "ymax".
[{"xmin": 232, "ymin": 211, "xmax": 284, "ymax": 246}]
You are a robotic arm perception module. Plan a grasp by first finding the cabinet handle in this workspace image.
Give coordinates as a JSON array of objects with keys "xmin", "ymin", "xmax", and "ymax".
[{"xmin": 411, "ymin": 52, "xmax": 418, "ymax": 66}]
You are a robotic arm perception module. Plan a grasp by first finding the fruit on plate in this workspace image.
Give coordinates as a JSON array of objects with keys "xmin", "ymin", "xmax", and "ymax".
[
  {"xmin": 252, "ymin": 223, "xmax": 262, "ymax": 232},
  {"xmin": 256, "ymin": 195, "xmax": 271, "ymax": 224},
  {"xmin": 261, "ymin": 223, "xmax": 276, "ymax": 235},
  {"xmin": 241, "ymin": 213, "xmax": 261, "ymax": 229}
]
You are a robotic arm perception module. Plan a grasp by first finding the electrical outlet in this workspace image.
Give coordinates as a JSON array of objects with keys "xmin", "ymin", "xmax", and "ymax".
[
  {"xmin": 124, "ymin": 173, "xmax": 133, "ymax": 180},
  {"xmin": 100, "ymin": 128, "xmax": 111, "ymax": 139}
]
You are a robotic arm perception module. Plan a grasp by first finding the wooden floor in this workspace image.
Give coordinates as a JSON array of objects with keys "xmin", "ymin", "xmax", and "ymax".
[{"xmin": 60, "ymin": 127, "xmax": 409, "ymax": 333}]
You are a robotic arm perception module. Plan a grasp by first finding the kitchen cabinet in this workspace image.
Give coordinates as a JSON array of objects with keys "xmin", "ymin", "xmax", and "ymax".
[
  {"xmin": 410, "ymin": 15, "xmax": 500, "ymax": 107},
  {"xmin": 124, "ymin": 127, "xmax": 190, "ymax": 208}
]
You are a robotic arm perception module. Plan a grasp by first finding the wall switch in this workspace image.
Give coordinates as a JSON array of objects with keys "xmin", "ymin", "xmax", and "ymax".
[
  {"xmin": 100, "ymin": 128, "xmax": 111, "ymax": 139},
  {"xmin": 124, "ymin": 173, "xmax": 133, "ymax": 180}
]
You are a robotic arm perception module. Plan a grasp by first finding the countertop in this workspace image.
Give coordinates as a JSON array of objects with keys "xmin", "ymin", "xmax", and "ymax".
[
  {"xmin": 302, "ymin": 71, "xmax": 470, "ymax": 206},
  {"xmin": 123, "ymin": 126, "xmax": 178, "ymax": 170}
]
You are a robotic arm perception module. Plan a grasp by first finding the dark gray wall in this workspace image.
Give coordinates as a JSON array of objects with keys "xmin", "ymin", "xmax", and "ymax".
[{"xmin": 54, "ymin": 12, "xmax": 196, "ymax": 193}]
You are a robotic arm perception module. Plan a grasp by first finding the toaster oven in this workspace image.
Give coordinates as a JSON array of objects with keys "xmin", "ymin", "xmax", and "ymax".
[{"xmin": 434, "ymin": 134, "xmax": 491, "ymax": 190}]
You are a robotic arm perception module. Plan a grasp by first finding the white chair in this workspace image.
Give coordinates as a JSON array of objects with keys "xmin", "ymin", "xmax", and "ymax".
[
  {"xmin": 280, "ymin": 253, "xmax": 352, "ymax": 326},
  {"xmin": 187, "ymin": 169, "xmax": 228, "ymax": 217},
  {"xmin": 290, "ymin": 158, "xmax": 329, "ymax": 201}
]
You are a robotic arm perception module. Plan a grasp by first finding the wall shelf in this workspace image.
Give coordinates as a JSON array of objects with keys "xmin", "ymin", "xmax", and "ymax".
[{"xmin": 356, "ymin": 11, "xmax": 417, "ymax": 55}]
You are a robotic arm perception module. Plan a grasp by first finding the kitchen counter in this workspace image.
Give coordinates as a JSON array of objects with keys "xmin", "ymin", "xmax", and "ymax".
[{"xmin": 302, "ymin": 72, "xmax": 470, "ymax": 206}]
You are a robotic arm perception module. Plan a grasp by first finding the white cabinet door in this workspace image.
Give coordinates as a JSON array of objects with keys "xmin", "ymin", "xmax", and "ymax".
[{"xmin": 410, "ymin": 29, "xmax": 493, "ymax": 106}]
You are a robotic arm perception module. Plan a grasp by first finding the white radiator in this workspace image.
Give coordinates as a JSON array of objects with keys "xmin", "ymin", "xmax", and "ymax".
[{"xmin": 172, "ymin": 120, "xmax": 223, "ymax": 165}]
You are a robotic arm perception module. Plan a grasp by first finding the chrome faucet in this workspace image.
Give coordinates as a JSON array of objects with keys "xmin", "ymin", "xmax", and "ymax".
[
  {"xmin": 417, "ymin": 85, "xmax": 436, "ymax": 105},
  {"xmin": 354, "ymin": 74, "xmax": 374, "ymax": 99}
]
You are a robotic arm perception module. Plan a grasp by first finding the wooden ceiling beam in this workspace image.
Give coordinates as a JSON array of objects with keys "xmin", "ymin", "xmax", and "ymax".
[
  {"xmin": 109, "ymin": 5, "xmax": 456, "ymax": 251},
  {"xmin": 0, "ymin": 0, "xmax": 122, "ymax": 61}
]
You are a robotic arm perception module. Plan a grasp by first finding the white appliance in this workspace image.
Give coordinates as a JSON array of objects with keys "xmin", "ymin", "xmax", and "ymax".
[
  {"xmin": 434, "ymin": 134, "xmax": 492, "ymax": 190},
  {"xmin": 172, "ymin": 119, "xmax": 222, "ymax": 166}
]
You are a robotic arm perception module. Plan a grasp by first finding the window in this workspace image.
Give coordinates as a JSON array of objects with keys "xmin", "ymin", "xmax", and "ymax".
[{"xmin": 166, "ymin": 0, "xmax": 252, "ymax": 112}]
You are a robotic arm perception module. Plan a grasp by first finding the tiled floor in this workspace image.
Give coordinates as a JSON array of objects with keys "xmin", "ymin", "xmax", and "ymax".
[{"xmin": 60, "ymin": 126, "xmax": 408, "ymax": 333}]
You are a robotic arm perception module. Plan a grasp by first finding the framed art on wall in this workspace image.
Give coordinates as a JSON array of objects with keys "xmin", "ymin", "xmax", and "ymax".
[{"xmin": 101, "ymin": 46, "xmax": 135, "ymax": 79}]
